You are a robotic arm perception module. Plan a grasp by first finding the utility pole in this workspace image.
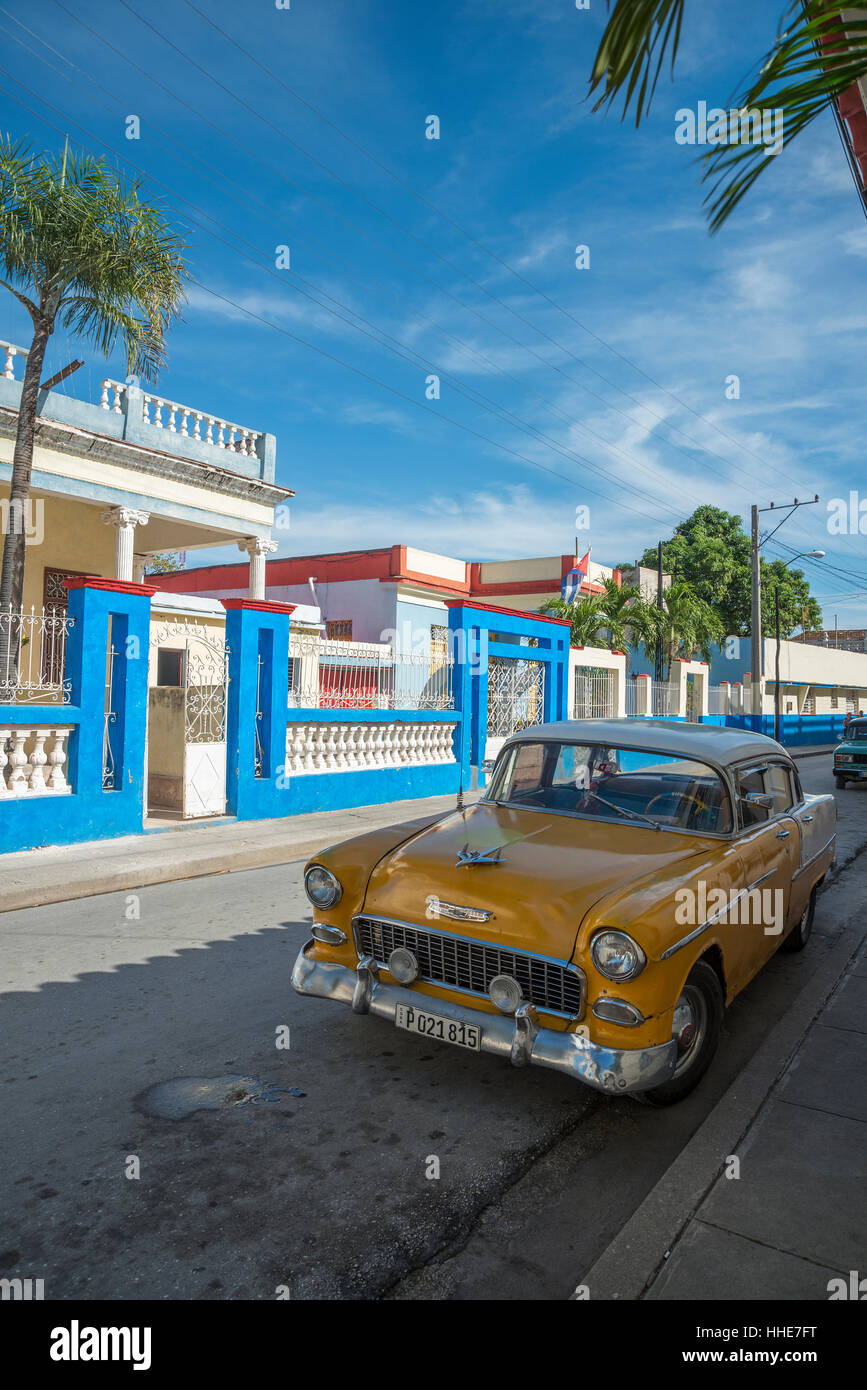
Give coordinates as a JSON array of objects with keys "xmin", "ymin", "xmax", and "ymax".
[
  {"xmin": 751, "ymin": 496, "xmax": 820, "ymax": 723},
  {"xmin": 750, "ymin": 505, "xmax": 762, "ymax": 718},
  {"xmin": 774, "ymin": 586, "xmax": 781, "ymax": 743},
  {"xmin": 654, "ymin": 541, "xmax": 664, "ymax": 714}
]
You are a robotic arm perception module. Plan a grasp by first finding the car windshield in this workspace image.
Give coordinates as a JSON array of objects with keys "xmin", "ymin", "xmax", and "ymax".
[
  {"xmin": 846, "ymin": 722, "xmax": 867, "ymax": 741},
  {"xmin": 487, "ymin": 740, "xmax": 733, "ymax": 834}
]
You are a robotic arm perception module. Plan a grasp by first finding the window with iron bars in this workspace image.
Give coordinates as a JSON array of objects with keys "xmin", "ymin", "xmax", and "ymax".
[{"xmin": 430, "ymin": 624, "xmax": 448, "ymax": 676}]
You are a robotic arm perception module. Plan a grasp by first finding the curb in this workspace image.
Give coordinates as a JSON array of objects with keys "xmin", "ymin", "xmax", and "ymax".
[
  {"xmin": 0, "ymin": 794, "xmax": 475, "ymax": 914},
  {"xmin": 576, "ymin": 875, "xmax": 865, "ymax": 1300},
  {"xmin": 0, "ymin": 832, "xmax": 338, "ymax": 914}
]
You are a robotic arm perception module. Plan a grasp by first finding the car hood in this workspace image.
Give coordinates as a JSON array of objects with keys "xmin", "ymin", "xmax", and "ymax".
[{"xmin": 360, "ymin": 799, "xmax": 709, "ymax": 960}]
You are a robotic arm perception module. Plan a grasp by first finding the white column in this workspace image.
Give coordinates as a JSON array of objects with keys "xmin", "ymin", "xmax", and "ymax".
[
  {"xmin": 238, "ymin": 536, "xmax": 277, "ymax": 599},
  {"xmin": 102, "ymin": 507, "xmax": 149, "ymax": 581},
  {"xmin": 133, "ymin": 554, "xmax": 148, "ymax": 583}
]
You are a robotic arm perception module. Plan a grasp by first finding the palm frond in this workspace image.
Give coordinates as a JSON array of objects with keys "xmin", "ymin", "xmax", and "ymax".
[
  {"xmin": 589, "ymin": 0, "xmax": 687, "ymax": 124},
  {"xmin": 0, "ymin": 134, "xmax": 188, "ymax": 374},
  {"xmin": 703, "ymin": 3, "xmax": 867, "ymax": 230},
  {"xmin": 588, "ymin": 3, "xmax": 867, "ymax": 230}
]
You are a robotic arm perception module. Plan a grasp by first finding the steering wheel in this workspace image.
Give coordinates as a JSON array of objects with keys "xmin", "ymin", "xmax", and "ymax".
[{"xmin": 645, "ymin": 791, "xmax": 707, "ymax": 824}]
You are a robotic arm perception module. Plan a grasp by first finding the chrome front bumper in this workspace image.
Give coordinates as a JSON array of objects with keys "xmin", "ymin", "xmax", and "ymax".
[{"xmin": 291, "ymin": 941, "xmax": 677, "ymax": 1095}]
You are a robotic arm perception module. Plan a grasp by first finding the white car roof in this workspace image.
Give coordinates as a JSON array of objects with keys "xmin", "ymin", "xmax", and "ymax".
[{"xmin": 501, "ymin": 719, "xmax": 789, "ymax": 767}]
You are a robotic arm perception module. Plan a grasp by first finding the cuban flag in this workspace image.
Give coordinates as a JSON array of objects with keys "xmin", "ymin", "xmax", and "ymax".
[{"xmin": 561, "ymin": 549, "xmax": 590, "ymax": 603}]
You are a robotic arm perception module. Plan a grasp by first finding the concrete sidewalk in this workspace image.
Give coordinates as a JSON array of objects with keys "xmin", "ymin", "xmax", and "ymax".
[
  {"xmin": 579, "ymin": 856, "xmax": 867, "ymax": 1301},
  {"xmin": 646, "ymin": 935, "xmax": 867, "ymax": 1300},
  {"xmin": 0, "ymin": 790, "xmax": 473, "ymax": 914}
]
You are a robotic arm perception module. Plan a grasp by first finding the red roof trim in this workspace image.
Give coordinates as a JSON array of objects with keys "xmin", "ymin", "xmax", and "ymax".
[
  {"xmin": 221, "ymin": 598, "xmax": 297, "ymax": 614},
  {"xmin": 64, "ymin": 575, "xmax": 158, "ymax": 596},
  {"xmin": 444, "ymin": 599, "xmax": 571, "ymax": 626},
  {"xmin": 469, "ymin": 577, "xmax": 603, "ymax": 598}
]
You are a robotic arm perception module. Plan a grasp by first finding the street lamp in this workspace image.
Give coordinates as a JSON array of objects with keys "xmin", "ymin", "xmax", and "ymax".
[{"xmin": 773, "ymin": 550, "xmax": 826, "ymax": 742}]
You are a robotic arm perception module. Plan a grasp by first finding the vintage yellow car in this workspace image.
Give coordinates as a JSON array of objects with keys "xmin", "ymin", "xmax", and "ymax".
[{"xmin": 292, "ymin": 720, "xmax": 836, "ymax": 1104}]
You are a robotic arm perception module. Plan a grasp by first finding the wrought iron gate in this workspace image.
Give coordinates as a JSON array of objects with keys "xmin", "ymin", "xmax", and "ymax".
[{"xmin": 487, "ymin": 655, "xmax": 544, "ymax": 739}]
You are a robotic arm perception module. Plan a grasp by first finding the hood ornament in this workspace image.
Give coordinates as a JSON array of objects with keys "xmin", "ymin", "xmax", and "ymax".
[
  {"xmin": 456, "ymin": 843, "xmax": 504, "ymax": 867},
  {"xmin": 426, "ymin": 896, "xmax": 492, "ymax": 923}
]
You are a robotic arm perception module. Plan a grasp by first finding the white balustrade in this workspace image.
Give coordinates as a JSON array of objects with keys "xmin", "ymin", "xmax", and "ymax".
[
  {"xmin": 140, "ymin": 391, "xmax": 260, "ymax": 457},
  {"xmin": 0, "ymin": 727, "xmax": 72, "ymax": 797},
  {"xmin": 2, "ymin": 340, "xmax": 28, "ymax": 381},
  {"xmin": 99, "ymin": 378, "xmax": 260, "ymax": 456},
  {"xmin": 100, "ymin": 379, "xmax": 126, "ymax": 413},
  {"xmin": 284, "ymin": 721, "xmax": 457, "ymax": 777}
]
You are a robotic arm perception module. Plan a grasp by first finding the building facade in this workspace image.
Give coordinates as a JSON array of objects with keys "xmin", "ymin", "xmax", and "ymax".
[{"xmin": 155, "ymin": 544, "xmax": 620, "ymax": 651}]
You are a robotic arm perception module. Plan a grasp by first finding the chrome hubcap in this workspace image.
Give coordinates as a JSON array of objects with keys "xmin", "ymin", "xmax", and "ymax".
[{"xmin": 671, "ymin": 986, "xmax": 707, "ymax": 1075}]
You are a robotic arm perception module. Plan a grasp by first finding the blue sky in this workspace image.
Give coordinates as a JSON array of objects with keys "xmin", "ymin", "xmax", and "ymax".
[{"xmin": 1, "ymin": 0, "xmax": 867, "ymax": 626}]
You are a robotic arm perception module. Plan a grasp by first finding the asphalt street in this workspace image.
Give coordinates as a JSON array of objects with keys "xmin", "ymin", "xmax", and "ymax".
[{"xmin": 2, "ymin": 758, "xmax": 866, "ymax": 1301}]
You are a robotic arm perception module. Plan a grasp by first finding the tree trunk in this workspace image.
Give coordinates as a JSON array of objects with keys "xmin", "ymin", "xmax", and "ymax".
[{"xmin": 0, "ymin": 318, "xmax": 52, "ymax": 693}]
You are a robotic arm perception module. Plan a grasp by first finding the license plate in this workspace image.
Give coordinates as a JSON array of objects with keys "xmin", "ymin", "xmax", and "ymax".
[{"xmin": 394, "ymin": 1003, "xmax": 482, "ymax": 1051}]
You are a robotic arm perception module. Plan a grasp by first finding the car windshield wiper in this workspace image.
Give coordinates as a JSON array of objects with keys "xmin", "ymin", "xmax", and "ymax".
[{"xmin": 586, "ymin": 794, "xmax": 661, "ymax": 831}]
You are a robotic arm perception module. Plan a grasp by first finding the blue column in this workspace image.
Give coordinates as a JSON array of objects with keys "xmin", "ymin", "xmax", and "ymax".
[
  {"xmin": 223, "ymin": 599, "xmax": 294, "ymax": 820},
  {"xmin": 63, "ymin": 577, "xmax": 152, "ymax": 836},
  {"xmin": 447, "ymin": 607, "xmax": 475, "ymax": 790},
  {"xmin": 447, "ymin": 600, "xmax": 572, "ymax": 779}
]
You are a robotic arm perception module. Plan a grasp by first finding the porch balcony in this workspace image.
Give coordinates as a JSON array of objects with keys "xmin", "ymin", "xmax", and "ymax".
[{"xmin": 0, "ymin": 337, "xmax": 292, "ymax": 601}]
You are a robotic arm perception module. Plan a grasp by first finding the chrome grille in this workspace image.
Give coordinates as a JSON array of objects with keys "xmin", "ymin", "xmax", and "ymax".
[{"xmin": 354, "ymin": 916, "xmax": 583, "ymax": 1017}]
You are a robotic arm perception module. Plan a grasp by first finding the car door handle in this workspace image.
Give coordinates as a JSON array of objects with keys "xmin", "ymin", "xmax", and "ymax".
[
  {"xmin": 776, "ymin": 829, "xmax": 791, "ymax": 839},
  {"xmin": 801, "ymin": 815, "xmax": 813, "ymax": 823}
]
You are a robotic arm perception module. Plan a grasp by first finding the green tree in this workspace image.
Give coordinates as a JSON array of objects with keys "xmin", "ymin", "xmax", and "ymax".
[
  {"xmin": 0, "ymin": 137, "xmax": 187, "ymax": 661},
  {"xmin": 541, "ymin": 577, "xmax": 655, "ymax": 651},
  {"xmin": 541, "ymin": 592, "xmax": 610, "ymax": 647},
  {"xmin": 643, "ymin": 580, "xmax": 725, "ymax": 677},
  {"xmin": 627, "ymin": 506, "xmax": 823, "ymax": 638},
  {"xmin": 589, "ymin": 2, "xmax": 867, "ymax": 230},
  {"xmin": 145, "ymin": 552, "xmax": 184, "ymax": 574},
  {"xmin": 598, "ymin": 575, "xmax": 655, "ymax": 651}
]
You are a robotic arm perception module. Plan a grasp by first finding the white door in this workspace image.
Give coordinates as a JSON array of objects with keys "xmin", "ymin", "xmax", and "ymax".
[{"xmin": 184, "ymin": 741, "xmax": 227, "ymax": 818}]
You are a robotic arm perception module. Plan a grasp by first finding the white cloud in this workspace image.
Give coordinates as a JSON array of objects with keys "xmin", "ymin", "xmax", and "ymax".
[{"xmin": 840, "ymin": 226, "xmax": 867, "ymax": 258}]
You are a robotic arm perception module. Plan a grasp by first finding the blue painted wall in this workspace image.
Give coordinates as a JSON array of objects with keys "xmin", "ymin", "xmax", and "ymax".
[
  {"xmin": 0, "ymin": 581, "xmax": 152, "ymax": 854},
  {"xmin": 699, "ymin": 712, "xmax": 848, "ymax": 747}
]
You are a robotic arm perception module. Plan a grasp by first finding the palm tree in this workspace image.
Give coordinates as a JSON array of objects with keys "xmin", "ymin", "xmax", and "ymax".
[
  {"xmin": 644, "ymin": 582, "xmax": 725, "ymax": 677},
  {"xmin": 541, "ymin": 592, "xmax": 610, "ymax": 647},
  {"xmin": 0, "ymin": 136, "xmax": 187, "ymax": 671},
  {"xmin": 542, "ymin": 580, "xmax": 655, "ymax": 651},
  {"xmin": 598, "ymin": 576, "xmax": 654, "ymax": 652},
  {"xmin": 588, "ymin": 2, "xmax": 867, "ymax": 230}
]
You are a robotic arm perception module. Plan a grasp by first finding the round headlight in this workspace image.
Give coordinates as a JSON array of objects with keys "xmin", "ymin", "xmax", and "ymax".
[
  {"xmin": 590, "ymin": 930, "xmax": 646, "ymax": 981},
  {"xmin": 304, "ymin": 865, "xmax": 342, "ymax": 909},
  {"xmin": 489, "ymin": 974, "xmax": 523, "ymax": 1014},
  {"xmin": 388, "ymin": 947, "xmax": 419, "ymax": 984}
]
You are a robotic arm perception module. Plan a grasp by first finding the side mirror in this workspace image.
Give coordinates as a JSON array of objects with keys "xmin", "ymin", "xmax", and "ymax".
[{"xmin": 744, "ymin": 792, "xmax": 774, "ymax": 810}]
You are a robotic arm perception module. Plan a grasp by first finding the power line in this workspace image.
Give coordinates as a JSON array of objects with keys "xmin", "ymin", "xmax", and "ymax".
[
  {"xmin": 175, "ymin": 0, "xmax": 829, "ymax": 495},
  {"xmin": 0, "ymin": 55, "xmax": 700, "ymax": 531},
  {"xmin": 3, "ymin": 6, "xmax": 859, "ymax": 598},
  {"xmin": 0, "ymin": 13, "xmax": 715, "ymax": 527},
  {"xmin": 69, "ymin": 0, "xmax": 820, "ymax": 500},
  {"xmin": 0, "ymin": 70, "xmax": 697, "ymax": 531}
]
